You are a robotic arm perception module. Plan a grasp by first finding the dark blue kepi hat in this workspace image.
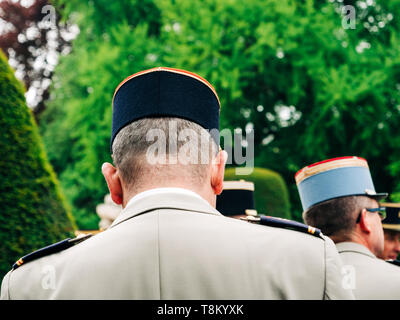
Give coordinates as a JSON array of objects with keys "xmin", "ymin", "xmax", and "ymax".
[
  {"xmin": 111, "ymin": 67, "xmax": 221, "ymax": 152},
  {"xmin": 216, "ymin": 180, "xmax": 257, "ymax": 217},
  {"xmin": 295, "ymin": 156, "xmax": 388, "ymax": 212},
  {"xmin": 380, "ymin": 203, "xmax": 400, "ymax": 232}
]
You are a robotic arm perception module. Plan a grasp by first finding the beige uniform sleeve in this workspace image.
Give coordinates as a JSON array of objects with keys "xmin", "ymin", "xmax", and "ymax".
[
  {"xmin": 0, "ymin": 270, "xmax": 12, "ymax": 300},
  {"xmin": 323, "ymin": 235, "xmax": 355, "ymax": 300}
]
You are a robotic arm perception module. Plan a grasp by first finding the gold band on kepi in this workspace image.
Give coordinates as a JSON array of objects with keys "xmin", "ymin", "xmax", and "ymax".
[
  {"xmin": 295, "ymin": 156, "xmax": 369, "ymax": 185},
  {"xmin": 380, "ymin": 203, "xmax": 400, "ymax": 232},
  {"xmin": 221, "ymin": 180, "xmax": 255, "ymax": 191},
  {"xmin": 111, "ymin": 67, "xmax": 221, "ymax": 152},
  {"xmin": 295, "ymin": 156, "xmax": 388, "ymax": 212}
]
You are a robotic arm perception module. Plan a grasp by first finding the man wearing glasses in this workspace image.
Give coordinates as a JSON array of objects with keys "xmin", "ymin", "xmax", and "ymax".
[{"xmin": 296, "ymin": 156, "xmax": 400, "ymax": 299}]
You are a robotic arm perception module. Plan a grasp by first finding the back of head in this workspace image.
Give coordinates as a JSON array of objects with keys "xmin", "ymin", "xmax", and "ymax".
[
  {"xmin": 105, "ymin": 67, "xmax": 226, "ymax": 205},
  {"xmin": 303, "ymin": 195, "xmax": 377, "ymax": 243},
  {"xmin": 111, "ymin": 117, "xmax": 218, "ymax": 193}
]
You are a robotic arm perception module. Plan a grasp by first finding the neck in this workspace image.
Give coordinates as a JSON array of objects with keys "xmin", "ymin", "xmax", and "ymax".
[
  {"xmin": 122, "ymin": 181, "xmax": 216, "ymax": 209},
  {"xmin": 348, "ymin": 231, "xmax": 376, "ymax": 256}
]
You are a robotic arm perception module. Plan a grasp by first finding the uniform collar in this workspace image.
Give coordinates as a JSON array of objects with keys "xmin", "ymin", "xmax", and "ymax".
[
  {"xmin": 335, "ymin": 241, "xmax": 377, "ymax": 259},
  {"xmin": 124, "ymin": 187, "xmax": 208, "ymax": 208},
  {"xmin": 110, "ymin": 188, "xmax": 222, "ymax": 228}
]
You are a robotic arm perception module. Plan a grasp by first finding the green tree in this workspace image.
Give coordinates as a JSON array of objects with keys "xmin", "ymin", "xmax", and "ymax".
[
  {"xmin": 0, "ymin": 50, "xmax": 76, "ymax": 279},
  {"xmin": 159, "ymin": 0, "xmax": 400, "ymax": 219},
  {"xmin": 41, "ymin": 0, "xmax": 400, "ymax": 226},
  {"xmin": 40, "ymin": 0, "xmax": 164, "ymax": 229}
]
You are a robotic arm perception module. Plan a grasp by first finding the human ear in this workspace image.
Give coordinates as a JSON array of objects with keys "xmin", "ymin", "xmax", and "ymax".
[
  {"xmin": 210, "ymin": 150, "xmax": 228, "ymax": 195},
  {"xmin": 359, "ymin": 209, "xmax": 372, "ymax": 234},
  {"xmin": 101, "ymin": 162, "xmax": 123, "ymax": 205}
]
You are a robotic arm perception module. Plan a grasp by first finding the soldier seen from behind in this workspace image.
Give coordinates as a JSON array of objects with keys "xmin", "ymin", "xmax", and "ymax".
[{"xmin": 1, "ymin": 68, "xmax": 353, "ymax": 299}]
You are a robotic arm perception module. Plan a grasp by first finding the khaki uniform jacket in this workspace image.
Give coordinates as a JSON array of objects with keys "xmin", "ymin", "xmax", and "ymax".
[
  {"xmin": 336, "ymin": 242, "xmax": 400, "ymax": 299},
  {"xmin": 1, "ymin": 190, "xmax": 354, "ymax": 299}
]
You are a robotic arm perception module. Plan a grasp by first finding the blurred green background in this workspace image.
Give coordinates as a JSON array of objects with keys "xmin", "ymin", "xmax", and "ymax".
[{"xmin": 2, "ymin": 0, "xmax": 400, "ymax": 276}]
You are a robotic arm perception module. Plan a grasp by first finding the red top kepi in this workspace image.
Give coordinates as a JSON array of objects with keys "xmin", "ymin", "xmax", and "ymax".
[{"xmin": 295, "ymin": 156, "xmax": 387, "ymax": 212}]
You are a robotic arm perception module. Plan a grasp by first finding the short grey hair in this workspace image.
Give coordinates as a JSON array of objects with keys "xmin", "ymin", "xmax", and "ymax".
[
  {"xmin": 303, "ymin": 196, "xmax": 378, "ymax": 242},
  {"xmin": 112, "ymin": 117, "xmax": 218, "ymax": 189}
]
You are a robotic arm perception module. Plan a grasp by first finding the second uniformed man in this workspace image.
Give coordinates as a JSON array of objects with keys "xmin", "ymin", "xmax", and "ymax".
[
  {"xmin": 1, "ymin": 68, "xmax": 353, "ymax": 299},
  {"xmin": 298, "ymin": 156, "xmax": 400, "ymax": 299}
]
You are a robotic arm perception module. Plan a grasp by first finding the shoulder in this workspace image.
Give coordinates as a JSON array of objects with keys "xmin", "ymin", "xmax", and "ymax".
[
  {"xmin": 386, "ymin": 259, "xmax": 400, "ymax": 267},
  {"xmin": 241, "ymin": 215, "xmax": 324, "ymax": 239},
  {"xmin": 1, "ymin": 234, "xmax": 92, "ymax": 299},
  {"xmin": 343, "ymin": 250, "xmax": 400, "ymax": 279},
  {"xmin": 380, "ymin": 260, "xmax": 400, "ymax": 280},
  {"xmin": 236, "ymin": 215, "xmax": 334, "ymax": 263},
  {"xmin": 0, "ymin": 270, "xmax": 12, "ymax": 300},
  {"xmin": 10, "ymin": 234, "xmax": 93, "ymax": 271},
  {"xmin": 9, "ymin": 234, "xmax": 92, "ymax": 271},
  {"xmin": 237, "ymin": 215, "xmax": 351, "ymax": 298},
  {"xmin": 239, "ymin": 215, "xmax": 342, "ymax": 272},
  {"xmin": 355, "ymin": 257, "xmax": 400, "ymax": 298},
  {"xmin": 375, "ymin": 257, "xmax": 400, "ymax": 275},
  {"xmin": 3, "ymin": 234, "xmax": 92, "ymax": 285}
]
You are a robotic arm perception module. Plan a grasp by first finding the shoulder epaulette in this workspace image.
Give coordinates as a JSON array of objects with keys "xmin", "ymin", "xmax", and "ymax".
[
  {"xmin": 387, "ymin": 259, "xmax": 400, "ymax": 267},
  {"xmin": 241, "ymin": 215, "xmax": 323, "ymax": 238},
  {"xmin": 12, "ymin": 234, "xmax": 93, "ymax": 270}
]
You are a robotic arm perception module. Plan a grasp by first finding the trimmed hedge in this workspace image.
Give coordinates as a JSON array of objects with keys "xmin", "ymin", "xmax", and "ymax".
[
  {"xmin": 0, "ymin": 51, "xmax": 76, "ymax": 279},
  {"xmin": 224, "ymin": 167, "xmax": 291, "ymax": 219}
]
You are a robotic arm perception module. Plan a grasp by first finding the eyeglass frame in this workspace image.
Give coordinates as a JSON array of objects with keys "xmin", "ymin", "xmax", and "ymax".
[{"xmin": 356, "ymin": 207, "xmax": 386, "ymax": 224}]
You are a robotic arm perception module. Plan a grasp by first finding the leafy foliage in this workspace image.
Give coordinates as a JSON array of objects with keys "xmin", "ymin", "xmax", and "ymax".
[
  {"xmin": 0, "ymin": 0, "xmax": 76, "ymax": 115},
  {"xmin": 0, "ymin": 50, "xmax": 76, "ymax": 279},
  {"xmin": 40, "ymin": 0, "xmax": 400, "ymax": 226},
  {"xmin": 40, "ymin": 6, "xmax": 163, "ymax": 228}
]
